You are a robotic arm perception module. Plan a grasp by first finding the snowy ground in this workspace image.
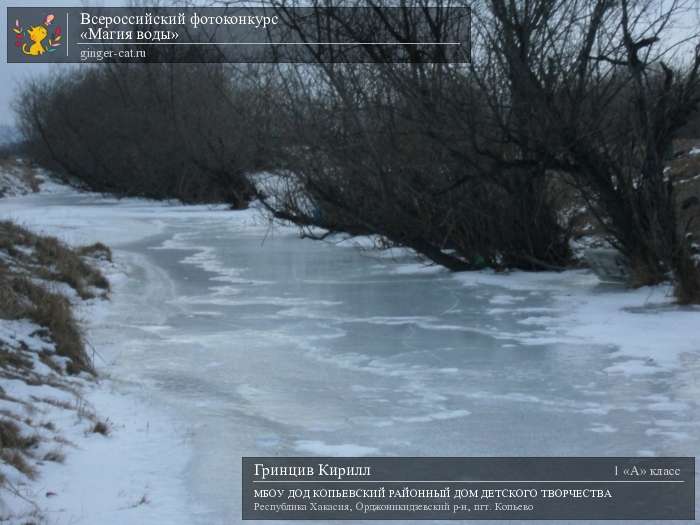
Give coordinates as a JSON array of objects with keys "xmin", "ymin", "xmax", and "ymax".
[
  {"xmin": 0, "ymin": 178, "xmax": 698, "ymax": 523},
  {"xmin": 0, "ymin": 158, "xmax": 39, "ymax": 198},
  {"xmin": 0, "ymin": 182, "xmax": 232, "ymax": 523}
]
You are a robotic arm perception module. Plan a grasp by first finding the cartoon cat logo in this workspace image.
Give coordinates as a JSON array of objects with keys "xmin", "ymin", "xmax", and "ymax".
[
  {"xmin": 24, "ymin": 25, "xmax": 48, "ymax": 55},
  {"xmin": 12, "ymin": 14, "xmax": 62, "ymax": 57}
]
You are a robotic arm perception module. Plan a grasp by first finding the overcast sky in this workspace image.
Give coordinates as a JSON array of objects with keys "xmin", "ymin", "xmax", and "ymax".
[
  {"xmin": 0, "ymin": 0, "xmax": 108, "ymax": 127},
  {"xmin": 0, "ymin": 0, "xmax": 52, "ymax": 124}
]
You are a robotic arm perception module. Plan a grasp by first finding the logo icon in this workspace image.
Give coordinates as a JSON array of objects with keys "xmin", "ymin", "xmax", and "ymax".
[{"xmin": 12, "ymin": 14, "xmax": 62, "ymax": 56}]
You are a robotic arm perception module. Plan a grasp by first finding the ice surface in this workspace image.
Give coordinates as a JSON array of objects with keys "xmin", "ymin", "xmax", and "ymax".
[{"xmin": 1, "ymin": 187, "xmax": 698, "ymax": 524}]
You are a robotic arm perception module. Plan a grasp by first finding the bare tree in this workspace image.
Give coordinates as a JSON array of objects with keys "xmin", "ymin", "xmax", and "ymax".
[
  {"xmin": 261, "ymin": 0, "xmax": 572, "ymax": 271},
  {"xmin": 475, "ymin": 0, "xmax": 700, "ymax": 301},
  {"xmin": 15, "ymin": 63, "xmax": 265, "ymax": 206}
]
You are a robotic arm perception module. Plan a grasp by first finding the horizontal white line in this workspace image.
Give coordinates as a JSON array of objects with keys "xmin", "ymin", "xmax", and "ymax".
[
  {"xmin": 252, "ymin": 480, "xmax": 685, "ymax": 483},
  {"xmin": 76, "ymin": 42, "xmax": 462, "ymax": 45}
]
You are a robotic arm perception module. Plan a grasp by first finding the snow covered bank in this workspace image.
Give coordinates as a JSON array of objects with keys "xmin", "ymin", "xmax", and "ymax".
[
  {"xmin": 0, "ymin": 183, "xmax": 196, "ymax": 523},
  {"xmin": 453, "ymin": 270, "xmax": 700, "ymax": 377},
  {"xmin": 0, "ymin": 221, "xmax": 114, "ymax": 521},
  {"xmin": 0, "ymin": 171, "xmax": 278, "ymax": 524},
  {"xmin": 0, "ymin": 328, "xmax": 193, "ymax": 524},
  {"xmin": 0, "ymin": 158, "xmax": 41, "ymax": 198}
]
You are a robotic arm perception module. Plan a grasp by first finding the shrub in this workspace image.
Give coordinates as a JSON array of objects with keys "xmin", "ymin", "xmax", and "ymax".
[{"xmin": 14, "ymin": 64, "xmax": 271, "ymax": 206}]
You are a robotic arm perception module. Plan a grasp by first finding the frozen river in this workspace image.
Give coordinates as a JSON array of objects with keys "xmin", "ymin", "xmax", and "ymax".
[{"xmin": 2, "ymin": 188, "xmax": 698, "ymax": 523}]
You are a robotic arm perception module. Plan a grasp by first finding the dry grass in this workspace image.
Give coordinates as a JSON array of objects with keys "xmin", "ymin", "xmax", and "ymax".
[
  {"xmin": 89, "ymin": 420, "xmax": 110, "ymax": 436},
  {"xmin": 77, "ymin": 242, "xmax": 113, "ymax": 263},
  {"xmin": 0, "ymin": 419, "xmax": 37, "ymax": 449},
  {"xmin": 0, "ymin": 449, "xmax": 37, "ymax": 479},
  {"xmin": 0, "ymin": 218, "xmax": 112, "ymax": 514},
  {"xmin": 0, "ymin": 157, "xmax": 41, "ymax": 195},
  {"xmin": 32, "ymin": 234, "xmax": 110, "ymax": 299},
  {"xmin": 0, "ymin": 221, "xmax": 111, "ymax": 300},
  {"xmin": 0, "ymin": 221, "xmax": 112, "ymax": 375},
  {"xmin": 0, "ymin": 276, "xmax": 93, "ymax": 375},
  {"xmin": 0, "ymin": 419, "xmax": 39, "ymax": 479},
  {"xmin": 0, "ymin": 343, "xmax": 34, "ymax": 371},
  {"xmin": 42, "ymin": 450, "xmax": 65, "ymax": 463}
]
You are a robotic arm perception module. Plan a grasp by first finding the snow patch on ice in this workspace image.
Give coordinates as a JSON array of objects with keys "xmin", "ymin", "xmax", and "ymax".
[
  {"xmin": 392, "ymin": 409, "xmax": 471, "ymax": 423},
  {"xmin": 589, "ymin": 423, "xmax": 617, "ymax": 433},
  {"xmin": 390, "ymin": 263, "xmax": 446, "ymax": 275},
  {"xmin": 489, "ymin": 294, "xmax": 526, "ymax": 305},
  {"xmin": 458, "ymin": 269, "xmax": 700, "ymax": 377},
  {"xmin": 294, "ymin": 440, "xmax": 380, "ymax": 456}
]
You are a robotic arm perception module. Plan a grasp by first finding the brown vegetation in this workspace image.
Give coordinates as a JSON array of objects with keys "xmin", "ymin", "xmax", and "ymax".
[
  {"xmin": 0, "ymin": 157, "xmax": 40, "ymax": 197},
  {"xmin": 0, "ymin": 420, "xmax": 39, "ymax": 479},
  {"xmin": 0, "ymin": 221, "xmax": 111, "ymax": 374},
  {"xmin": 0, "ymin": 222, "xmax": 111, "ymax": 513},
  {"xmin": 0, "ymin": 221, "xmax": 110, "ymax": 300}
]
